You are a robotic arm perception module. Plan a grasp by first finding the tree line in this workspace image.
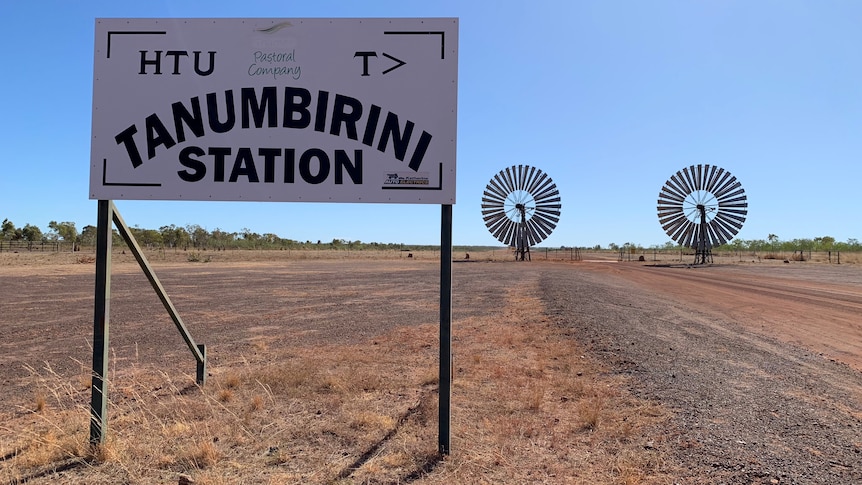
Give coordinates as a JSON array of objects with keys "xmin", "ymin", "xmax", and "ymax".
[
  {"xmin": 0, "ymin": 218, "xmax": 410, "ymax": 252},
  {"xmin": 603, "ymin": 234, "xmax": 860, "ymax": 254},
  {"xmin": 2, "ymin": 217, "xmax": 860, "ymax": 253}
]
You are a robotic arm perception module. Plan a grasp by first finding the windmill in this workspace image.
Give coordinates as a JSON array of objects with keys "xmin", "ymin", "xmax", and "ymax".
[
  {"xmin": 482, "ymin": 165, "xmax": 561, "ymax": 261},
  {"xmin": 657, "ymin": 164, "xmax": 748, "ymax": 264}
]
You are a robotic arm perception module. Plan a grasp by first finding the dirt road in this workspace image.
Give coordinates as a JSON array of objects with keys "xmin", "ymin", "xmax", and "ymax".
[
  {"xmin": 585, "ymin": 262, "xmax": 862, "ymax": 370},
  {"xmin": 542, "ymin": 261, "xmax": 862, "ymax": 484}
]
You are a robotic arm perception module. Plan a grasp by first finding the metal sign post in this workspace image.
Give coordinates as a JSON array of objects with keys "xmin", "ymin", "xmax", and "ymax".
[
  {"xmin": 439, "ymin": 204, "xmax": 453, "ymax": 454},
  {"xmin": 89, "ymin": 200, "xmax": 112, "ymax": 445},
  {"xmin": 89, "ymin": 200, "xmax": 208, "ymax": 445}
]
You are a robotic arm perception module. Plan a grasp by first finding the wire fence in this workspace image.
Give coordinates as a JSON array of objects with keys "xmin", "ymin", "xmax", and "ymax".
[
  {"xmin": 494, "ymin": 247, "xmax": 860, "ymax": 264},
  {"xmin": 0, "ymin": 240, "xmax": 64, "ymax": 252},
  {"xmin": 1, "ymin": 240, "xmax": 859, "ymax": 265}
]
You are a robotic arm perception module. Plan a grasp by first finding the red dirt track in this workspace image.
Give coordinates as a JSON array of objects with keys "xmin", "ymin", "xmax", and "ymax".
[{"xmin": 583, "ymin": 261, "xmax": 862, "ymax": 371}]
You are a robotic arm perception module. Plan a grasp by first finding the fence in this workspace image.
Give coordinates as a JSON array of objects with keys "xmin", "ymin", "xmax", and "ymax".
[
  {"xmin": 609, "ymin": 249, "xmax": 859, "ymax": 264},
  {"xmin": 2, "ymin": 240, "xmax": 858, "ymax": 264},
  {"xmin": 0, "ymin": 240, "xmax": 63, "ymax": 252},
  {"xmin": 513, "ymin": 247, "xmax": 860, "ymax": 264}
]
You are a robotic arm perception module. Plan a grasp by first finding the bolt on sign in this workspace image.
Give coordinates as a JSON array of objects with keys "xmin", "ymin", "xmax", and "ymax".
[{"xmin": 90, "ymin": 18, "xmax": 458, "ymax": 204}]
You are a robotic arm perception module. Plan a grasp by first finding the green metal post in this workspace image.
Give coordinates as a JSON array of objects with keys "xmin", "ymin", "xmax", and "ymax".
[
  {"xmin": 196, "ymin": 344, "xmax": 207, "ymax": 384},
  {"xmin": 439, "ymin": 204, "xmax": 453, "ymax": 455},
  {"xmin": 90, "ymin": 200, "xmax": 112, "ymax": 445}
]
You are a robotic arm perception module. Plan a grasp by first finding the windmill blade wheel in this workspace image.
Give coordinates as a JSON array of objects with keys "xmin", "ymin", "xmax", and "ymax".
[
  {"xmin": 482, "ymin": 165, "xmax": 562, "ymax": 260},
  {"xmin": 657, "ymin": 164, "xmax": 748, "ymax": 264}
]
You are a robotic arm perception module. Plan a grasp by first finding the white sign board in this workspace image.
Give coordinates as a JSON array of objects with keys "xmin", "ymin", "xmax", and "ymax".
[{"xmin": 90, "ymin": 18, "xmax": 458, "ymax": 203}]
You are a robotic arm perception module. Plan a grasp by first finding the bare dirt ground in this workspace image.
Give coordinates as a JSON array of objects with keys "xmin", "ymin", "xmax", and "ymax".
[
  {"xmin": 542, "ymin": 260, "xmax": 862, "ymax": 484},
  {"xmin": 2, "ymin": 250, "xmax": 861, "ymax": 483}
]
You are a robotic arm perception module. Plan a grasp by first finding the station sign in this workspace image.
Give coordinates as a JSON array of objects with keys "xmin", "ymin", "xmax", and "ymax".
[{"xmin": 89, "ymin": 18, "xmax": 458, "ymax": 203}]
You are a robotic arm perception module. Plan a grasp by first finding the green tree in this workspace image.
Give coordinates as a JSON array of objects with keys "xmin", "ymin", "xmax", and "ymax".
[
  {"xmin": 80, "ymin": 225, "xmax": 98, "ymax": 247},
  {"xmin": 767, "ymin": 234, "xmax": 778, "ymax": 254},
  {"xmin": 131, "ymin": 226, "xmax": 162, "ymax": 248},
  {"xmin": 241, "ymin": 228, "xmax": 260, "ymax": 249},
  {"xmin": 186, "ymin": 224, "xmax": 210, "ymax": 249},
  {"xmin": 210, "ymin": 228, "xmax": 234, "ymax": 249},
  {"xmin": 160, "ymin": 225, "xmax": 178, "ymax": 248},
  {"xmin": 173, "ymin": 227, "xmax": 190, "ymax": 250},
  {"xmin": 159, "ymin": 225, "xmax": 189, "ymax": 249},
  {"xmin": 1, "ymin": 219, "xmax": 20, "ymax": 240},
  {"xmin": 48, "ymin": 221, "xmax": 78, "ymax": 251},
  {"xmin": 793, "ymin": 238, "xmax": 813, "ymax": 252},
  {"xmin": 261, "ymin": 233, "xmax": 281, "ymax": 247},
  {"xmin": 21, "ymin": 224, "xmax": 42, "ymax": 242},
  {"xmin": 748, "ymin": 239, "xmax": 766, "ymax": 255}
]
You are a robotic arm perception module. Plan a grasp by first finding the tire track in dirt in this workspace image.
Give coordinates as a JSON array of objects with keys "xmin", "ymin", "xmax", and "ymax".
[
  {"xmin": 634, "ymin": 265, "xmax": 862, "ymax": 314},
  {"xmin": 591, "ymin": 263, "xmax": 862, "ymax": 371}
]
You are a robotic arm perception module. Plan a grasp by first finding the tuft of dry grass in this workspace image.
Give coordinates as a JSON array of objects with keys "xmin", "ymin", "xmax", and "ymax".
[
  {"xmin": 182, "ymin": 439, "xmax": 220, "ymax": 469},
  {"xmin": 248, "ymin": 395, "xmax": 265, "ymax": 412},
  {"xmin": 217, "ymin": 388, "xmax": 234, "ymax": 403},
  {"xmin": 1, "ymin": 272, "xmax": 677, "ymax": 484},
  {"xmin": 349, "ymin": 411, "xmax": 396, "ymax": 431},
  {"xmin": 578, "ymin": 393, "xmax": 605, "ymax": 430},
  {"xmin": 33, "ymin": 391, "xmax": 47, "ymax": 413},
  {"xmin": 223, "ymin": 372, "xmax": 241, "ymax": 389}
]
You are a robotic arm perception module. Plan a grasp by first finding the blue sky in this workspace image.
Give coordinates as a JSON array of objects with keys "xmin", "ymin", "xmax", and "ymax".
[{"xmin": 2, "ymin": 1, "xmax": 860, "ymax": 247}]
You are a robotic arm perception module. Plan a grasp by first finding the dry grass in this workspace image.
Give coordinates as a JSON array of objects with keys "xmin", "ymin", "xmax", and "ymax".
[
  {"xmin": 0, "ymin": 271, "xmax": 677, "ymax": 484},
  {"xmin": 423, "ymin": 283, "xmax": 675, "ymax": 484}
]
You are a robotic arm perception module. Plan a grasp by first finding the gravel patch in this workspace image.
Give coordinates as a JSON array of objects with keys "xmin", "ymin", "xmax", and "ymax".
[{"xmin": 540, "ymin": 265, "xmax": 862, "ymax": 484}]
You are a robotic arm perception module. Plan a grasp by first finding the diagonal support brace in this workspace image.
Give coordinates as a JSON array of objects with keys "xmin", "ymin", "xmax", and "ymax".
[{"xmin": 110, "ymin": 202, "xmax": 207, "ymax": 383}]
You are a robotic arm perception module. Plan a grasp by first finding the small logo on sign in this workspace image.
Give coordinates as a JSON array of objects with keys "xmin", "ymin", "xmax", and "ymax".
[{"xmin": 382, "ymin": 172, "xmax": 430, "ymax": 186}]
